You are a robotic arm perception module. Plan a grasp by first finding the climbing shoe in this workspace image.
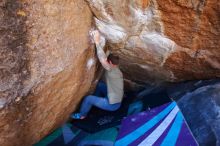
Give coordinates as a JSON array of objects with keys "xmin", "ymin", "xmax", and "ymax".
[{"xmin": 71, "ymin": 113, "xmax": 85, "ymax": 119}]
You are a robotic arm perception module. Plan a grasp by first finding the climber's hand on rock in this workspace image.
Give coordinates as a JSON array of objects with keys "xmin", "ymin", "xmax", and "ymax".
[{"xmin": 90, "ymin": 30, "xmax": 100, "ymax": 44}]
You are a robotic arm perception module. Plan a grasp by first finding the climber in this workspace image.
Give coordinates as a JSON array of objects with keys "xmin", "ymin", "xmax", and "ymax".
[{"xmin": 71, "ymin": 30, "xmax": 124, "ymax": 119}]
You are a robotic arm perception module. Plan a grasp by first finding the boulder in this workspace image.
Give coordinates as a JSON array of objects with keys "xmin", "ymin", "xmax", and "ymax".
[
  {"xmin": 0, "ymin": 0, "xmax": 98, "ymax": 146},
  {"xmin": 167, "ymin": 79, "xmax": 220, "ymax": 146},
  {"xmin": 87, "ymin": 0, "xmax": 220, "ymax": 84},
  {"xmin": 1, "ymin": 0, "xmax": 220, "ymax": 145}
]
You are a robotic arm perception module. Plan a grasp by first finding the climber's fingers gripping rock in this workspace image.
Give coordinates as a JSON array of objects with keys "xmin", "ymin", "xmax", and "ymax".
[{"xmin": 89, "ymin": 29, "xmax": 101, "ymax": 44}]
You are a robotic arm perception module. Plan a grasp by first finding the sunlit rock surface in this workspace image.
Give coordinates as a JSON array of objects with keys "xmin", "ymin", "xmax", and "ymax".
[
  {"xmin": 0, "ymin": 1, "xmax": 98, "ymax": 146},
  {"xmin": 87, "ymin": 0, "xmax": 220, "ymax": 84},
  {"xmin": 0, "ymin": 0, "xmax": 220, "ymax": 145}
]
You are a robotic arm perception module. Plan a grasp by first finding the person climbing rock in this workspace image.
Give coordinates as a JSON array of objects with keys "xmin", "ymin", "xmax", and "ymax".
[{"xmin": 71, "ymin": 30, "xmax": 124, "ymax": 119}]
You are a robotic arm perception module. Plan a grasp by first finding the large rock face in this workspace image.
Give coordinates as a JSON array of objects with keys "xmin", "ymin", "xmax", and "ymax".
[
  {"xmin": 87, "ymin": 0, "xmax": 220, "ymax": 84},
  {"xmin": 0, "ymin": 0, "xmax": 219, "ymax": 145},
  {"xmin": 0, "ymin": 0, "xmax": 98, "ymax": 146}
]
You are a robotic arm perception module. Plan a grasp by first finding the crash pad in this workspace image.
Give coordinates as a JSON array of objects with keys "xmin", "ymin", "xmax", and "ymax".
[{"xmin": 115, "ymin": 102, "xmax": 198, "ymax": 146}]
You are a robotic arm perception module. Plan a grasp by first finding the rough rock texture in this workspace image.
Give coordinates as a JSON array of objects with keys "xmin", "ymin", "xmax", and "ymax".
[
  {"xmin": 0, "ymin": 0, "xmax": 220, "ymax": 145},
  {"xmin": 167, "ymin": 79, "xmax": 220, "ymax": 146},
  {"xmin": 87, "ymin": 0, "xmax": 220, "ymax": 85},
  {"xmin": 0, "ymin": 0, "xmax": 98, "ymax": 146}
]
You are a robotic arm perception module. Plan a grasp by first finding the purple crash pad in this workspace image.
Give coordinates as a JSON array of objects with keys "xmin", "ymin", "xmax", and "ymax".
[{"xmin": 115, "ymin": 102, "xmax": 198, "ymax": 146}]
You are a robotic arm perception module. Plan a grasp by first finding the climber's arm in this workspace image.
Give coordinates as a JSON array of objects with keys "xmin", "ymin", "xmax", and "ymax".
[{"xmin": 92, "ymin": 30, "xmax": 111, "ymax": 71}]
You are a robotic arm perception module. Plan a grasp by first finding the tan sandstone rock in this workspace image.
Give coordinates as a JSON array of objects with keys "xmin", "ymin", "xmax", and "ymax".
[
  {"xmin": 87, "ymin": 0, "xmax": 220, "ymax": 85},
  {"xmin": 0, "ymin": 0, "xmax": 98, "ymax": 146},
  {"xmin": 0, "ymin": 0, "xmax": 220, "ymax": 145}
]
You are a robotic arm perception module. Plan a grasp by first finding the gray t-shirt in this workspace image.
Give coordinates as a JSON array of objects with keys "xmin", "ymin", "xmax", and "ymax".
[{"xmin": 104, "ymin": 67, "xmax": 124, "ymax": 104}]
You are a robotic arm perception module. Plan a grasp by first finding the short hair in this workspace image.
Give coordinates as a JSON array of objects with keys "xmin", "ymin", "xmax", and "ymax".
[{"xmin": 107, "ymin": 54, "xmax": 119, "ymax": 65}]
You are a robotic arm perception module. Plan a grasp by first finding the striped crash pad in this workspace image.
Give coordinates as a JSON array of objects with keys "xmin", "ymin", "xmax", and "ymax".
[{"xmin": 115, "ymin": 102, "xmax": 198, "ymax": 146}]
